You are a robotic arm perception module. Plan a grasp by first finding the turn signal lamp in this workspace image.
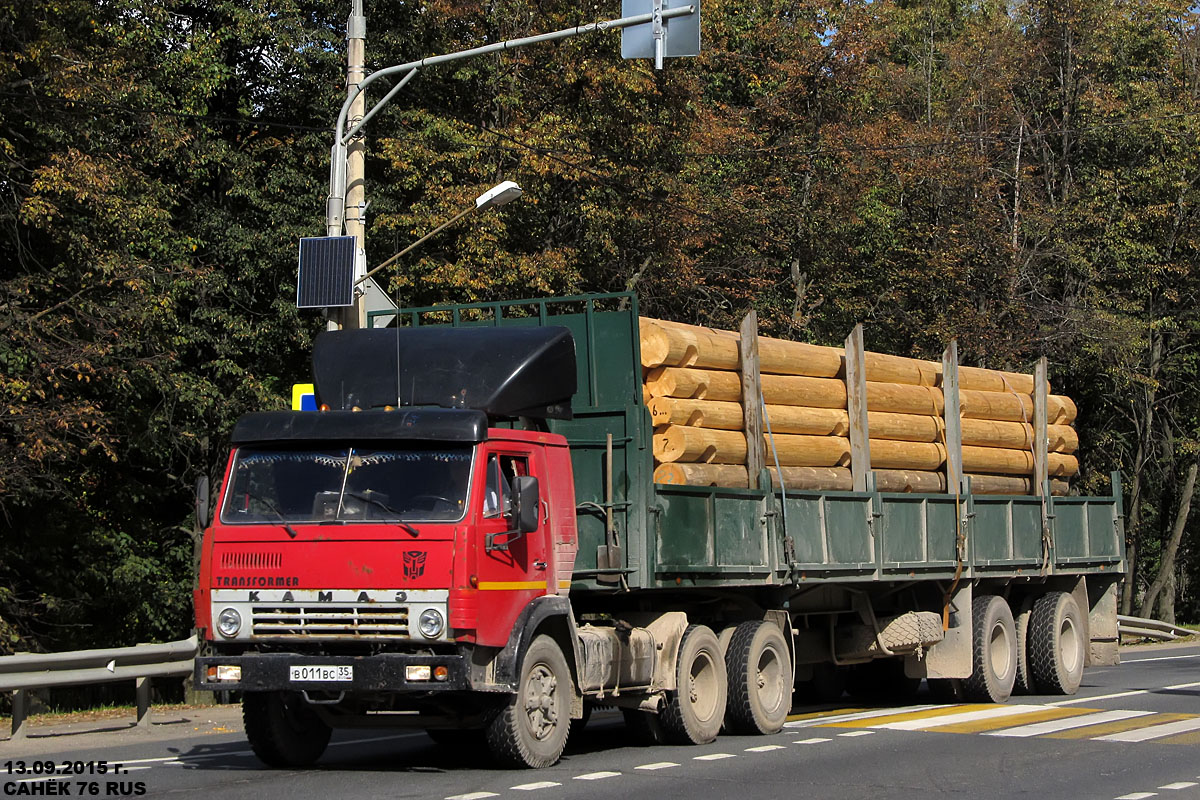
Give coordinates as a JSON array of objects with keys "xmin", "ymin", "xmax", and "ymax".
[{"xmin": 433, "ymin": 666, "xmax": 449, "ymax": 682}]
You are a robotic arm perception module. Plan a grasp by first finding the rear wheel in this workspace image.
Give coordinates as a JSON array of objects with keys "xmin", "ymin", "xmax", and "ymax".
[
  {"xmin": 1028, "ymin": 592, "xmax": 1085, "ymax": 695},
  {"xmin": 1013, "ymin": 598, "xmax": 1035, "ymax": 695},
  {"xmin": 963, "ymin": 595, "xmax": 1017, "ymax": 703},
  {"xmin": 660, "ymin": 625, "xmax": 727, "ymax": 745},
  {"xmin": 724, "ymin": 621, "xmax": 792, "ymax": 734},
  {"xmin": 486, "ymin": 635, "xmax": 572, "ymax": 768},
  {"xmin": 242, "ymin": 691, "xmax": 331, "ymax": 767}
]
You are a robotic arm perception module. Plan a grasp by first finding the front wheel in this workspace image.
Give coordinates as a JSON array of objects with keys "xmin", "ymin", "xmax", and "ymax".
[
  {"xmin": 242, "ymin": 691, "xmax": 331, "ymax": 767},
  {"xmin": 486, "ymin": 635, "xmax": 572, "ymax": 768},
  {"xmin": 660, "ymin": 625, "xmax": 727, "ymax": 745}
]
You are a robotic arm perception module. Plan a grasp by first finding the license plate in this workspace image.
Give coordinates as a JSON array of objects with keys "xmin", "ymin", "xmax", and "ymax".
[{"xmin": 290, "ymin": 665, "xmax": 353, "ymax": 682}]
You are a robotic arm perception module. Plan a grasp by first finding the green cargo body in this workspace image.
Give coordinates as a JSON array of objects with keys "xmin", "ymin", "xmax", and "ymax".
[{"xmin": 378, "ymin": 294, "xmax": 1125, "ymax": 593}]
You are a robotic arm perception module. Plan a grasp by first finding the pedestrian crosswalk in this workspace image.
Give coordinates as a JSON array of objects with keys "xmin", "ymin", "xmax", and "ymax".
[{"xmin": 784, "ymin": 702, "xmax": 1200, "ymax": 745}]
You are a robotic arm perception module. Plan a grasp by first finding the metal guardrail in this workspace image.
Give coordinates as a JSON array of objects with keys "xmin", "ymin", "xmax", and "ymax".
[
  {"xmin": 1118, "ymin": 615, "xmax": 1197, "ymax": 642},
  {"xmin": 1, "ymin": 636, "xmax": 197, "ymax": 741}
]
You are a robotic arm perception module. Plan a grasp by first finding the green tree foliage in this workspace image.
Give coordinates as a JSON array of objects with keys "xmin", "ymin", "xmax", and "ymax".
[{"xmin": 1, "ymin": 0, "xmax": 1198, "ymax": 656}]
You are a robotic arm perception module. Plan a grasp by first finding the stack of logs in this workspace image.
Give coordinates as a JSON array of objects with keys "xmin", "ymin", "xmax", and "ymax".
[{"xmin": 643, "ymin": 318, "xmax": 1078, "ymax": 495}]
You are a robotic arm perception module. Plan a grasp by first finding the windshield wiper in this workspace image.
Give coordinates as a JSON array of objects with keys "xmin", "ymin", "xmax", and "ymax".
[
  {"xmin": 344, "ymin": 491, "xmax": 421, "ymax": 537},
  {"xmin": 249, "ymin": 494, "xmax": 300, "ymax": 539}
]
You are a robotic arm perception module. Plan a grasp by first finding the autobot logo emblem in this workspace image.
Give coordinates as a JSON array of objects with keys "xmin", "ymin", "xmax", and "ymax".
[{"xmin": 403, "ymin": 550, "xmax": 427, "ymax": 580}]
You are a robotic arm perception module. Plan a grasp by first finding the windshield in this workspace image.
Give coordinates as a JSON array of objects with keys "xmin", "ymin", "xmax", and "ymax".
[{"xmin": 220, "ymin": 445, "xmax": 473, "ymax": 524}]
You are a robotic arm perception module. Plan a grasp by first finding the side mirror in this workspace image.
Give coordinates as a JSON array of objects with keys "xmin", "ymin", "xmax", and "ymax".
[
  {"xmin": 195, "ymin": 476, "xmax": 211, "ymax": 531},
  {"xmin": 512, "ymin": 476, "xmax": 539, "ymax": 534},
  {"xmin": 487, "ymin": 476, "xmax": 539, "ymax": 552}
]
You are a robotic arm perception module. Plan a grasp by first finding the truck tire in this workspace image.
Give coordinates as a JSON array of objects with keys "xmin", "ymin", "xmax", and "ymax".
[
  {"xmin": 724, "ymin": 621, "xmax": 792, "ymax": 735},
  {"xmin": 963, "ymin": 595, "xmax": 1017, "ymax": 703},
  {"xmin": 1013, "ymin": 597, "xmax": 1035, "ymax": 695},
  {"xmin": 660, "ymin": 625, "xmax": 727, "ymax": 745},
  {"xmin": 1028, "ymin": 592, "xmax": 1085, "ymax": 695},
  {"xmin": 242, "ymin": 691, "xmax": 331, "ymax": 767},
  {"xmin": 486, "ymin": 634, "xmax": 572, "ymax": 768}
]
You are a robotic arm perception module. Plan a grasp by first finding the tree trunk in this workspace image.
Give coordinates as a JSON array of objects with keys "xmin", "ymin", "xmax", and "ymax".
[
  {"xmin": 1138, "ymin": 461, "xmax": 1197, "ymax": 619},
  {"xmin": 1122, "ymin": 330, "xmax": 1162, "ymax": 615}
]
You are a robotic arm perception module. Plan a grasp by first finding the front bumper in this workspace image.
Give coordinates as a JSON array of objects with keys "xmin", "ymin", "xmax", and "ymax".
[{"xmin": 195, "ymin": 652, "xmax": 471, "ymax": 692}]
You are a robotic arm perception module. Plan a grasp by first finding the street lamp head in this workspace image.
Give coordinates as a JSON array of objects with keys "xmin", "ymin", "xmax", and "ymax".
[{"xmin": 475, "ymin": 180, "xmax": 523, "ymax": 210}]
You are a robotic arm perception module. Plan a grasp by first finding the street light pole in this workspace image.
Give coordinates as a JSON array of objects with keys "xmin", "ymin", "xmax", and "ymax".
[{"xmin": 332, "ymin": 0, "xmax": 368, "ymax": 331}]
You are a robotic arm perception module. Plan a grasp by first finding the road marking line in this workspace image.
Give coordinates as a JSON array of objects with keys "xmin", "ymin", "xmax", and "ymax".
[
  {"xmin": 838, "ymin": 730, "xmax": 875, "ymax": 737},
  {"xmin": 635, "ymin": 762, "xmax": 680, "ymax": 770},
  {"xmin": 1097, "ymin": 717, "xmax": 1200, "ymax": 743},
  {"xmin": 988, "ymin": 709, "xmax": 1155, "ymax": 737},
  {"xmin": 1050, "ymin": 682, "xmax": 1200, "ymax": 706},
  {"xmin": 823, "ymin": 703, "xmax": 1024, "ymax": 731},
  {"xmin": 786, "ymin": 704, "xmax": 944, "ymax": 728},
  {"xmin": 745, "ymin": 744, "xmax": 786, "ymax": 752},
  {"xmin": 1123, "ymin": 654, "xmax": 1200, "ymax": 663},
  {"xmin": 1158, "ymin": 783, "xmax": 1198, "ymax": 790},
  {"xmin": 1115, "ymin": 793, "xmax": 1158, "ymax": 800},
  {"xmin": 934, "ymin": 706, "xmax": 1099, "ymax": 735},
  {"xmin": 870, "ymin": 704, "xmax": 1045, "ymax": 731},
  {"xmin": 793, "ymin": 737, "xmax": 831, "ymax": 744},
  {"xmin": 575, "ymin": 772, "xmax": 621, "ymax": 781},
  {"xmin": 511, "ymin": 782, "xmax": 562, "ymax": 791},
  {"xmin": 694, "ymin": 753, "xmax": 737, "ymax": 761},
  {"xmin": 447, "ymin": 793, "xmax": 500, "ymax": 800}
]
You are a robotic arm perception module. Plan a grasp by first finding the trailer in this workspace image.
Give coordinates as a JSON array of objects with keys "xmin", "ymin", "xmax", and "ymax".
[{"xmin": 193, "ymin": 293, "xmax": 1124, "ymax": 768}]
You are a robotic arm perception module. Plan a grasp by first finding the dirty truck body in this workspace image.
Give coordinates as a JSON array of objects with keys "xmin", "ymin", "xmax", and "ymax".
[{"xmin": 194, "ymin": 293, "xmax": 1124, "ymax": 768}]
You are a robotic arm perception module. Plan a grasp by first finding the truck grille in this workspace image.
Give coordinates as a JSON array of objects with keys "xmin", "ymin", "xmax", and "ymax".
[{"xmin": 251, "ymin": 605, "xmax": 409, "ymax": 638}]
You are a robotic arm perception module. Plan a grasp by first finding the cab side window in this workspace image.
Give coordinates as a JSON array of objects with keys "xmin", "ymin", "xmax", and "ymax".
[{"xmin": 483, "ymin": 454, "xmax": 526, "ymax": 519}]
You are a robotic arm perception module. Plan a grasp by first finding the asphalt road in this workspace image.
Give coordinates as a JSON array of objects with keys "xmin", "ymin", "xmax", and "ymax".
[{"xmin": 5, "ymin": 642, "xmax": 1200, "ymax": 800}]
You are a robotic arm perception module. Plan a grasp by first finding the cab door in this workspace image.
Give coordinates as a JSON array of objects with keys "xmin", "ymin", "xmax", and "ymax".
[{"xmin": 473, "ymin": 444, "xmax": 552, "ymax": 647}]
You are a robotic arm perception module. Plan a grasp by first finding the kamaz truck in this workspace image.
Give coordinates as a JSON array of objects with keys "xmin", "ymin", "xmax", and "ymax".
[{"xmin": 193, "ymin": 293, "xmax": 1124, "ymax": 768}]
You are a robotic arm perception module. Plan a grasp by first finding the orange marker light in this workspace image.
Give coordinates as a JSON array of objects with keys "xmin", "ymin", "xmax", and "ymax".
[
  {"xmin": 433, "ymin": 666, "xmax": 449, "ymax": 681},
  {"xmin": 469, "ymin": 575, "xmax": 479, "ymax": 588}
]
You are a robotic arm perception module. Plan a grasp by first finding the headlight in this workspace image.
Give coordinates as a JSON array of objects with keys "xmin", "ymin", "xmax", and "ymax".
[
  {"xmin": 217, "ymin": 607, "xmax": 242, "ymax": 638},
  {"xmin": 418, "ymin": 608, "xmax": 444, "ymax": 639}
]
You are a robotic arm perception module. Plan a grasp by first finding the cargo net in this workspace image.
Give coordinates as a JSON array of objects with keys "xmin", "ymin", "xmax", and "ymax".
[{"xmin": 640, "ymin": 318, "xmax": 1078, "ymax": 496}]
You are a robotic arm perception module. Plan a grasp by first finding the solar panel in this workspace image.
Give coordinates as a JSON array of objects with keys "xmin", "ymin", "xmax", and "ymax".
[{"xmin": 297, "ymin": 236, "xmax": 356, "ymax": 308}]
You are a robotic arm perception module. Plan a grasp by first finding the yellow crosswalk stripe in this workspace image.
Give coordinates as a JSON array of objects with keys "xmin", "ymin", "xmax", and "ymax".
[
  {"xmin": 926, "ymin": 706, "xmax": 1095, "ymax": 734},
  {"xmin": 820, "ymin": 704, "xmax": 997, "ymax": 728},
  {"xmin": 1047, "ymin": 712, "xmax": 1197, "ymax": 740}
]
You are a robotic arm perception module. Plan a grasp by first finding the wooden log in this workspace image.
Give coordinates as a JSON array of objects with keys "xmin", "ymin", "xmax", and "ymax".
[
  {"xmin": 652, "ymin": 462, "xmax": 1071, "ymax": 495},
  {"xmin": 653, "ymin": 463, "xmax": 853, "ymax": 490},
  {"xmin": 647, "ymin": 397, "xmax": 1079, "ymax": 454},
  {"xmin": 968, "ymin": 474, "xmax": 1071, "ymax": 495},
  {"xmin": 961, "ymin": 389, "xmax": 1076, "ymax": 425},
  {"xmin": 653, "ymin": 426, "xmax": 853, "ymax": 467},
  {"xmin": 962, "ymin": 446, "xmax": 1078, "ymax": 476},
  {"xmin": 647, "ymin": 368, "xmax": 945, "ymax": 414},
  {"xmin": 641, "ymin": 318, "xmax": 1038, "ymax": 392},
  {"xmin": 868, "ymin": 440, "xmax": 946, "ymax": 471},
  {"xmin": 655, "ymin": 425, "xmax": 1080, "ymax": 475},
  {"xmin": 652, "ymin": 464, "xmax": 943, "ymax": 493}
]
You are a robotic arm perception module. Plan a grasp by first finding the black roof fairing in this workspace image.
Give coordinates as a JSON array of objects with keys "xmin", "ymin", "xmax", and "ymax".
[{"xmin": 311, "ymin": 326, "xmax": 576, "ymax": 420}]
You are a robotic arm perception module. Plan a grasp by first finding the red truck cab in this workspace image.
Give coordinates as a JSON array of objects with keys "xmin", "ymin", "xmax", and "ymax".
[{"xmin": 194, "ymin": 326, "xmax": 583, "ymax": 767}]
